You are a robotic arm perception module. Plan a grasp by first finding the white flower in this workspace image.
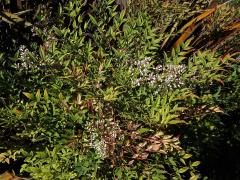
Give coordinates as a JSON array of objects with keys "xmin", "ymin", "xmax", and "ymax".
[{"xmin": 128, "ymin": 57, "xmax": 187, "ymax": 94}]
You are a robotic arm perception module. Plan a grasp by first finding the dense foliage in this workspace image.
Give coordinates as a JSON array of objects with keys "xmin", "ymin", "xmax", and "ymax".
[{"xmin": 0, "ymin": 0, "xmax": 239, "ymax": 179}]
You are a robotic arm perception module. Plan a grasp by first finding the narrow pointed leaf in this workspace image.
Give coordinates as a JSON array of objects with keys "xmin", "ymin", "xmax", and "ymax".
[
  {"xmin": 36, "ymin": 89, "xmax": 41, "ymax": 102},
  {"xmin": 44, "ymin": 89, "xmax": 49, "ymax": 101},
  {"xmin": 23, "ymin": 92, "xmax": 33, "ymax": 100}
]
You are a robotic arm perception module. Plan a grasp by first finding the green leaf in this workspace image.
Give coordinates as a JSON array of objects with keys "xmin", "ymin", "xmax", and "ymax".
[
  {"xmin": 119, "ymin": 10, "xmax": 126, "ymax": 22},
  {"xmin": 107, "ymin": 0, "xmax": 116, "ymax": 5},
  {"xmin": 14, "ymin": 10, "xmax": 32, "ymax": 16},
  {"xmin": 1, "ymin": 12, "xmax": 32, "ymax": 27},
  {"xmin": 137, "ymin": 128, "xmax": 152, "ymax": 134},
  {"xmin": 23, "ymin": 92, "xmax": 33, "ymax": 100},
  {"xmin": 190, "ymin": 175, "xmax": 199, "ymax": 180},
  {"xmin": 180, "ymin": 158, "xmax": 186, "ymax": 165},
  {"xmin": 84, "ymin": 21, "xmax": 89, "ymax": 30},
  {"xmin": 183, "ymin": 154, "xmax": 192, "ymax": 159},
  {"xmin": 168, "ymin": 120, "xmax": 187, "ymax": 125},
  {"xmin": 24, "ymin": 21, "xmax": 32, "ymax": 27},
  {"xmin": 44, "ymin": 89, "xmax": 49, "ymax": 101},
  {"xmin": 59, "ymin": 4, "xmax": 63, "ymax": 15},
  {"xmin": 72, "ymin": 20, "xmax": 77, "ymax": 29},
  {"xmin": 103, "ymin": 87, "xmax": 121, "ymax": 101},
  {"xmin": 70, "ymin": 11, "xmax": 76, "ymax": 18},
  {"xmin": 88, "ymin": 14, "xmax": 97, "ymax": 26},
  {"xmin": 191, "ymin": 161, "xmax": 201, "ymax": 167},
  {"xmin": 77, "ymin": 15, "xmax": 82, "ymax": 23},
  {"xmin": 178, "ymin": 167, "xmax": 189, "ymax": 174},
  {"xmin": 39, "ymin": 46, "xmax": 46, "ymax": 60},
  {"xmin": 36, "ymin": 89, "xmax": 41, "ymax": 102}
]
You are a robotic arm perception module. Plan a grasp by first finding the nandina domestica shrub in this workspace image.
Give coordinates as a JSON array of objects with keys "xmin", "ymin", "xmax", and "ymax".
[{"xmin": 0, "ymin": 0, "xmax": 239, "ymax": 179}]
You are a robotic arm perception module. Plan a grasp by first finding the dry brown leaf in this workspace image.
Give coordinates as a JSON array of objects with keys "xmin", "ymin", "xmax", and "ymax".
[
  {"xmin": 128, "ymin": 160, "xmax": 134, "ymax": 165},
  {"xmin": 131, "ymin": 132, "xmax": 141, "ymax": 140},
  {"xmin": 146, "ymin": 144, "xmax": 161, "ymax": 152},
  {"xmin": 127, "ymin": 121, "xmax": 140, "ymax": 130},
  {"xmin": 173, "ymin": 23, "xmax": 200, "ymax": 49},
  {"xmin": 140, "ymin": 153, "xmax": 149, "ymax": 160},
  {"xmin": 172, "ymin": 1, "xmax": 233, "ymax": 49},
  {"xmin": 225, "ymin": 22, "xmax": 240, "ymax": 31},
  {"xmin": 180, "ymin": 8, "xmax": 216, "ymax": 32},
  {"xmin": 209, "ymin": 106, "xmax": 223, "ymax": 113},
  {"xmin": 138, "ymin": 142, "xmax": 147, "ymax": 148},
  {"xmin": 132, "ymin": 153, "xmax": 139, "ymax": 159},
  {"xmin": 0, "ymin": 171, "xmax": 22, "ymax": 180}
]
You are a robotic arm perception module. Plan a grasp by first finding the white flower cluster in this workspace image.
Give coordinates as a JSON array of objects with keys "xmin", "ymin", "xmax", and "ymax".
[
  {"xmin": 129, "ymin": 57, "xmax": 152, "ymax": 86},
  {"xmin": 17, "ymin": 45, "xmax": 50, "ymax": 71},
  {"xmin": 31, "ymin": 26, "xmax": 38, "ymax": 36},
  {"xmin": 88, "ymin": 131, "xmax": 107, "ymax": 158},
  {"xmin": 158, "ymin": 64, "xmax": 186, "ymax": 90},
  {"xmin": 17, "ymin": 45, "xmax": 33, "ymax": 70},
  {"xmin": 85, "ymin": 118, "xmax": 120, "ymax": 159},
  {"xmin": 129, "ymin": 57, "xmax": 187, "ymax": 92}
]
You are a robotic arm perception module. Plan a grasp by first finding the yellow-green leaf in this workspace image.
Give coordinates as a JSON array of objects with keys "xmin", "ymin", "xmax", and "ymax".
[
  {"xmin": 183, "ymin": 154, "xmax": 192, "ymax": 159},
  {"xmin": 44, "ymin": 89, "xmax": 49, "ymax": 101},
  {"xmin": 1, "ymin": 12, "xmax": 32, "ymax": 27},
  {"xmin": 191, "ymin": 161, "xmax": 201, "ymax": 167},
  {"xmin": 39, "ymin": 45, "xmax": 45, "ymax": 60},
  {"xmin": 72, "ymin": 20, "xmax": 77, "ymax": 29},
  {"xmin": 36, "ymin": 89, "xmax": 41, "ymax": 102},
  {"xmin": 168, "ymin": 120, "xmax": 187, "ymax": 125},
  {"xmin": 23, "ymin": 92, "xmax": 33, "ymax": 100},
  {"xmin": 179, "ymin": 167, "xmax": 189, "ymax": 173},
  {"xmin": 88, "ymin": 14, "xmax": 97, "ymax": 26},
  {"xmin": 180, "ymin": 158, "xmax": 186, "ymax": 165},
  {"xmin": 190, "ymin": 175, "xmax": 199, "ymax": 180}
]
